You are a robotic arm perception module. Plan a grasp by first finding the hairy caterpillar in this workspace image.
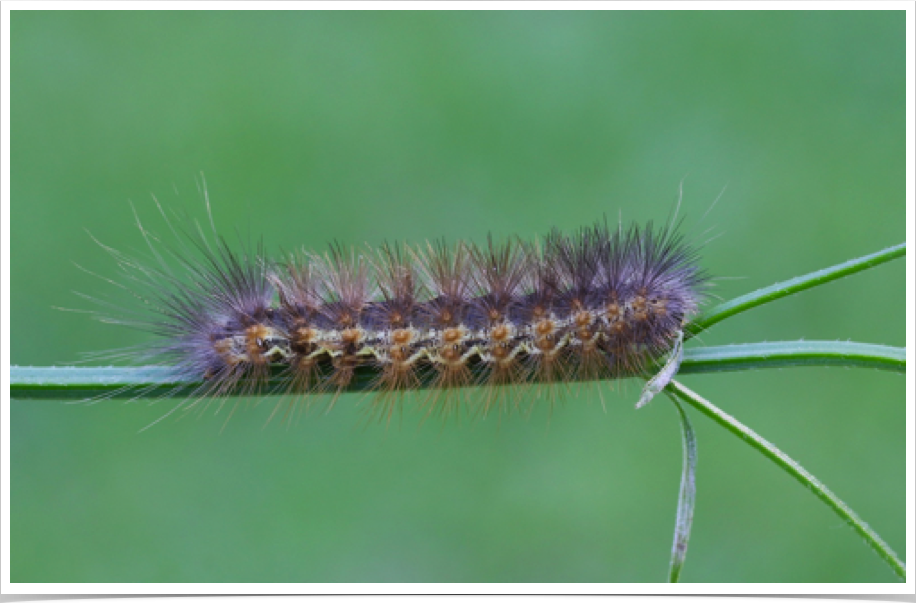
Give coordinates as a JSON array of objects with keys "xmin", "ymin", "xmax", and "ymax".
[{"xmin": 86, "ymin": 199, "xmax": 710, "ymax": 424}]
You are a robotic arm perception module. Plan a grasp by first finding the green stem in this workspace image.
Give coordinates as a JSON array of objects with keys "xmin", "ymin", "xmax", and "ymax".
[
  {"xmin": 679, "ymin": 341, "xmax": 904, "ymax": 374},
  {"xmin": 687, "ymin": 242, "xmax": 905, "ymax": 339},
  {"xmin": 666, "ymin": 379, "xmax": 906, "ymax": 580},
  {"xmin": 10, "ymin": 341, "xmax": 904, "ymax": 400}
]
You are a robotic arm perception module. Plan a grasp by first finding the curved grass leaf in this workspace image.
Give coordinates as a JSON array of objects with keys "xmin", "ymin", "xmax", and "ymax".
[
  {"xmin": 665, "ymin": 379, "xmax": 906, "ymax": 581},
  {"xmin": 666, "ymin": 395, "xmax": 697, "ymax": 583},
  {"xmin": 687, "ymin": 242, "xmax": 904, "ymax": 339}
]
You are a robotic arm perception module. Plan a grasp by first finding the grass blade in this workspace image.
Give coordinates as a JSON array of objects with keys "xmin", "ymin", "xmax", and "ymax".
[
  {"xmin": 679, "ymin": 341, "xmax": 904, "ymax": 374},
  {"xmin": 666, "ymin": 379, "xmax": 906, "ymax": 581},
  {"xmin": 666, "ymin": 394, "xmax": 697, "ymax": 583},
  {"xmin": 9, "ymin": 340, "xmax": 905, "ymax": 400},
  {"xmin": 688, "ymin": 242, "xmax": 905, "ymax": 338}
]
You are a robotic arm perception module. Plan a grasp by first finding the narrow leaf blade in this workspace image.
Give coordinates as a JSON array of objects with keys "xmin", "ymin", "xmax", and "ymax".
[{"xmin": 666, "ymin": 395, "xmax": 698, "ymax": 583}]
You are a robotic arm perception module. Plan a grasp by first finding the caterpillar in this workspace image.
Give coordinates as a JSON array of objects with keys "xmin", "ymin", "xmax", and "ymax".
[{"xmin": 87, "ymin": 201, "xmax": 710, "ymax": 424}]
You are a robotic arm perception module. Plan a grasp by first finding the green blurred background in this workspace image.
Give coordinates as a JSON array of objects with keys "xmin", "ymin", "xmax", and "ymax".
[{"xmin": 10, "ymin": 11, "xmax": 905, "ymax": 583}]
